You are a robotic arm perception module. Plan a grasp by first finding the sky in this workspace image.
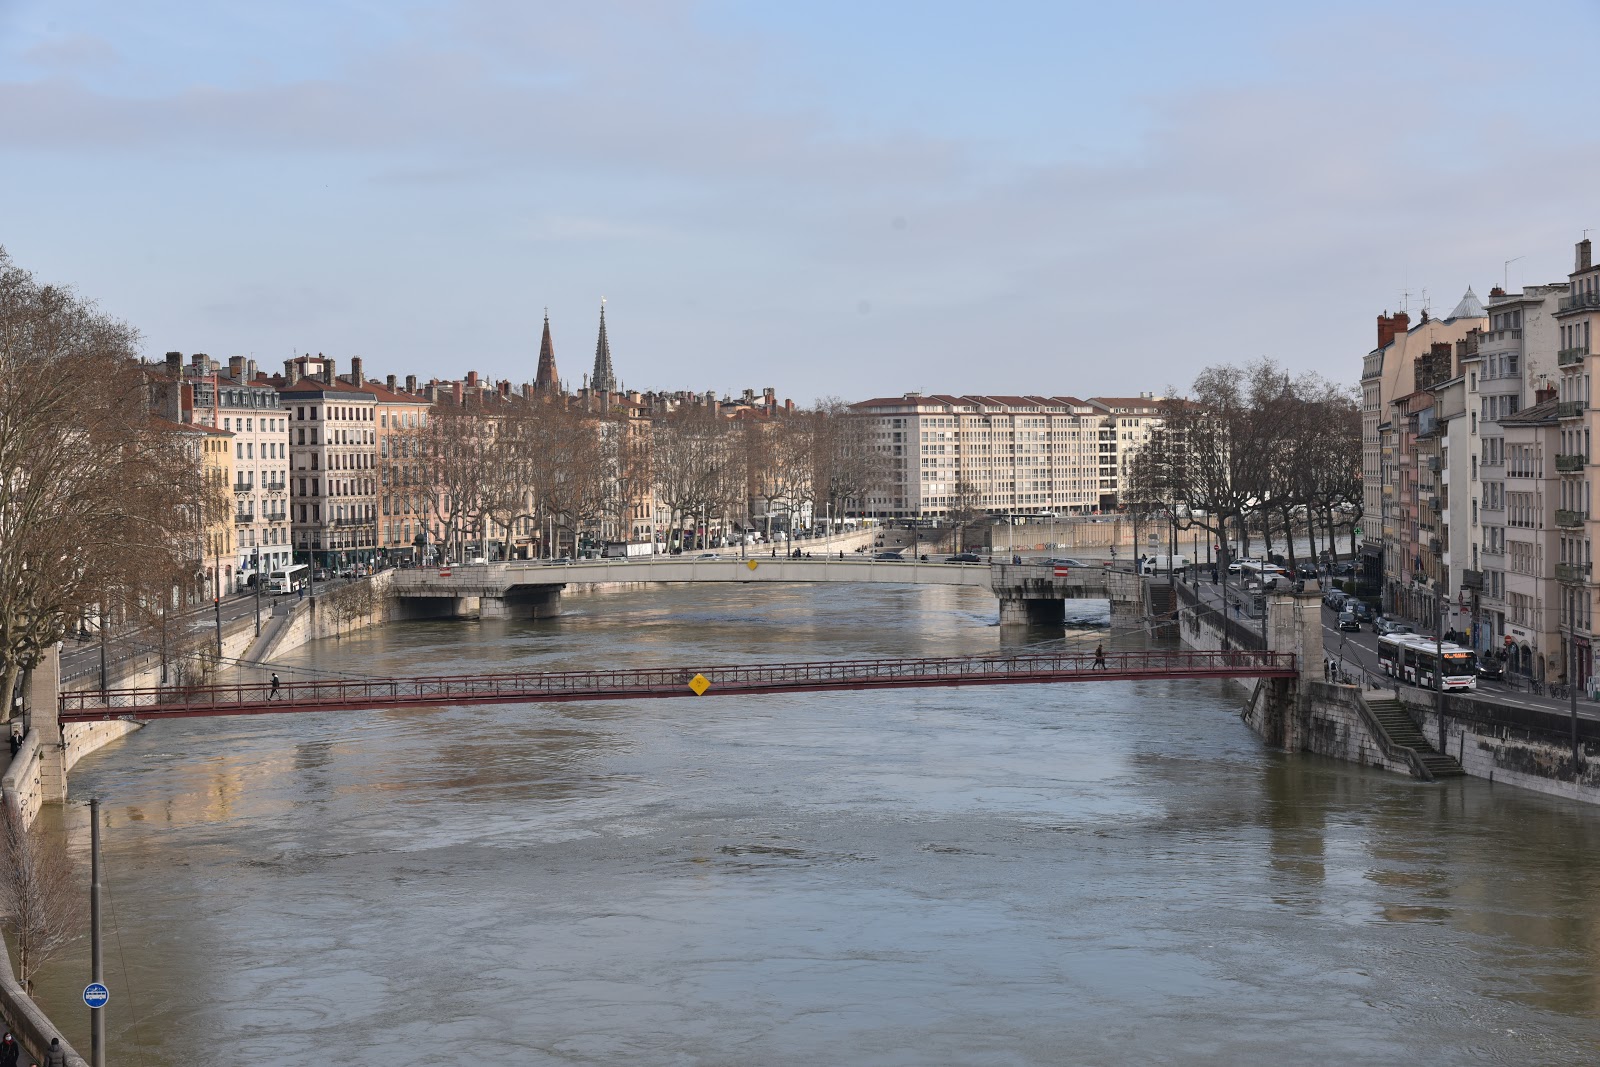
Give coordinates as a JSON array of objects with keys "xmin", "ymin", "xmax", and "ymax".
[{"xmin": 3, "ymin": 0, "xmax": 1598, "ymax": 403}]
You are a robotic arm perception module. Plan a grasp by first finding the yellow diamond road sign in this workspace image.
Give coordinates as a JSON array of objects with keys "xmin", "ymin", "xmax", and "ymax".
[
  {"xmin": 688, "ymin": 673, "xmax": 711, "ymax": 696},
  {"xmin": 747, "ymin": 559, "xmax": 759, "ymax": 571}
]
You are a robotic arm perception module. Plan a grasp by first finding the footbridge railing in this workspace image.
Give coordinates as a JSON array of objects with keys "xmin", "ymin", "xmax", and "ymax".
[{"xmin": 60, "ymin": 648, "xmax": 1298, "ymax": 721}]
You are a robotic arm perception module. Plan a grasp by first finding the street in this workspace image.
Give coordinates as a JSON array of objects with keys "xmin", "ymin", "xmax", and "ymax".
[{"xmin": 1168, "ymin": 570, "xmax": 1600, "ymax": 722}]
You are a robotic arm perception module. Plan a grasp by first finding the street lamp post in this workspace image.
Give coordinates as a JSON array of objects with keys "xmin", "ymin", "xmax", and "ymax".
[
  {"xmin": 253, "ymin": 546, "xmax": 262, "ymax": 636},
  {"xmin": 1435, "ymin": 582, "xmax": 1446, "ymax": 751}
]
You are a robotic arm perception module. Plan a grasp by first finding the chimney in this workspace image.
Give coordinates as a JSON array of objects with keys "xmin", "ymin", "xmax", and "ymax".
[
  {"xmin": 229, "ymin": 355, "xmax": 246, "ymax": 379},
  {"xmin": 451, "ymin": 381, "xmax": 464, "ymax": 405},
  {"xmin": 466, "ymin": 370, "xmax": 479, "ymax": 388},
  {"xmin": 386, "ymin": 374, "xmax": 397, "ymax": 392},
  {"xmin": 320, "ymin": 355, "xmax": 335, "ymax": 384},
  {"xmin": 284, "ymin": 359, "xmax": 301, "ymax": 385},
  {"xmin": 350, "ymin": 356, "xmax": 364, "ymax": 386},
  {"xmin": 1489, "ymin": 286, "xmax": 1507, "ymax": 298},
  {"xmin": 785, "ymin": 398, "xmax": 794, "ymax": 413},
  {"xmin": 424, "ymin": 383, "xmax": 438, "ymax": 403},
  {"xmin": 1579, "ymin": 238, "xmax": 1593, "ymax": 272},
  {"xmin": 166, "ymin": 351, "xmax": 182, "ymax": 376},
  {"xmin": 499, "ymin": 380, "xmax": 511, "ymax": 398},
  {"xmin": 405, "ymin": 374, "xmax": 418, "ymax": 394},
  {"xmin": 247, "ymin": 359, "xmax": 257, "ymax": 381},
  {"xmin": 1536, "ymin": 384, "xmax": 1558, "ymax": 404}
]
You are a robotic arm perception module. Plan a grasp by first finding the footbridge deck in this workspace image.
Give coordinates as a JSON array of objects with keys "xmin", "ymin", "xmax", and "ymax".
[{"xmin": 59, "ymin": 648, "xmax": 1297, "ymax": 722}]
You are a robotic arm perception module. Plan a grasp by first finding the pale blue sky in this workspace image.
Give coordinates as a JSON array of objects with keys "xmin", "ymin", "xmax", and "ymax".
[{"xmin": 3, "ymin": 1, "xmax": 1596, "ymax": 400}]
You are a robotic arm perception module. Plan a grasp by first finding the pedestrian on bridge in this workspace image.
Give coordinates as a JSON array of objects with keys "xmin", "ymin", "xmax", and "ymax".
[
  {"xmin": 269, "ymin": 673, "xmax": 282, "ymax": 701},
  {"xmin": 42, "ymin": 1037, "xmax": 65, "ymax": 1067},
  {"xmin": 1093, "ymin": 644, "xmax": 1106, "ymax": 669},
  {"xmin": 0, "ymin": 1031, "xmax": 19, "ymax": 1067}
]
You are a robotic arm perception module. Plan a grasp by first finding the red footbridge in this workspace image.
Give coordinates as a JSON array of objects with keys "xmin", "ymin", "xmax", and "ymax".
[{"xmin": 59, "ymin": 649, "xmax": 1298, "ymax": 722}]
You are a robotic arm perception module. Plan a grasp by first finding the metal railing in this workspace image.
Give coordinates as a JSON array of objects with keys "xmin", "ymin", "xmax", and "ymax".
[
  {"xmin": 59, "ymin": 648, "xmax": 1301, "ymax": 720},
  {"xmin": 1557, "ymin": 400, "xmax": 1587, "ymax": 419},
  {"xmin": 1558, "ymin": 347, "xmax": 1588, "ymax": 366},
  {"xmin": 1556, "ymin": 508, "xmax": 1587, "ymax": 528},
  {"xmin": 1559, "ymin": 291, "xmax": 1600, "ymax": 312},
  {"xmin": 1556, "ymin": 561, "xmax": 1592, "ymax": 583},
  {"xmin": 1556, "ymin": 454, "xmax": 1587, "ymax": 472}
]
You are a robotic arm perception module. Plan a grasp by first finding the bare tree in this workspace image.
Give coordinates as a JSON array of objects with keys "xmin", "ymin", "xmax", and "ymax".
[
  {"xmin": 0, "ymin": 247, "xmax": 218, "ymax": 715},
  {"xmin": 0, "ymin": 803, "xmax": 83, "ymax": 993},
  {"xmin": 810, "ymin": 397, "xmax": 886, "ymax": 529}
]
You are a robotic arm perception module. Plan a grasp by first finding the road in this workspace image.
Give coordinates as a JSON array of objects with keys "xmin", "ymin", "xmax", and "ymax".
[{"xmin": 1168, "ymin": 571, "xmax": 1600, "ymax": 722}]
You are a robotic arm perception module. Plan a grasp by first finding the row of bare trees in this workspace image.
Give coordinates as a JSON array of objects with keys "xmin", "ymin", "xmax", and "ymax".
[
  {"xmin": 1126, "ymin": 358, "xmax": 1362, "ymax": 576},
  {"xmin": 392, "ymin": 393, "xmax": 889, "ymax": 560}
]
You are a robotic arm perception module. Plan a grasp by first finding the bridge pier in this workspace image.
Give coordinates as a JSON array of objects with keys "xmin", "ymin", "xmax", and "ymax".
[
  {"xmin": 1241, "ymin": 590, "xmax": 1325, "ymax": 752},
  {"xmin": 480, "ymin": 587, "xmax": 563, "ymax": 620},
  {"xmin": 998, "ymin": 598, "xmax": 1065, "ymax": 626},
  {"xmin": 23, "ymin": 643, "xmax": 66, "ymax": 803}
]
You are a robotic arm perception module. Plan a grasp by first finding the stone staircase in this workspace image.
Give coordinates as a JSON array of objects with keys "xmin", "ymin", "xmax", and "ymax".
[{"xmin": 1363, "ymin": 697, "xmax": 1465, "ymax": 778}]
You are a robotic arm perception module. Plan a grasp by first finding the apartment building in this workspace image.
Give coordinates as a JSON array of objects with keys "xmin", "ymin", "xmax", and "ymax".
[
  {"xmin": 1554, "ymin": 237, "xmax": 1600, "ymax": 690},
  {"xmin": 1360, "ymin": 291, "xmax": 1487, "ymax": 614},
  {"xmin": 278, "ymin": 355, "xmax": 380, "ymax": 570},
  {"xmin": 850, "ymin": 393, "xmax": 1162, "ymax": 519},
  {"xmin": 1500, "ymin": 396, "xmax": 1561, "ymax": 681},
  {"xmin": 368, "ymin": 372, "xmax": 434, "ymax": 563},
  {"xmin": 152, "ymin": 416, "xmax": 235, "ymax": 597},
  {"xmin": 1465, "ymin": 283, "xmax": 1564, "ymax": 651}
]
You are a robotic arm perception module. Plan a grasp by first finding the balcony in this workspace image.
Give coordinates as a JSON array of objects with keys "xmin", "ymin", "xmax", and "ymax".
[
  {"xmin": 234, "ymin": 513, "xmax": 254, "ymax": 524},
  {"xmin": 233, "ymin": 482, "xmax": 253, "ymax": 493},
  {"xmin": 1428, "ymin": 537, "xmax": 1442, "ymax": 555},
  {"xmin": 1558, "ymin": 400, "xmax": 1588, "ymax": 419},
  {"xmin": 265, "ymin": 481, "xmax": 287, "ymax": 492},
  {"xmin": 1559, "ymin": 347, "xmax": 1589, "ymax": 367},
  {"xmin": 1557, "ymin": 561, "xmax": 1593, "ymax": 583},
  {"xmin": 1426, "ymin": 456, "xmax": 1441, "ymax": 472},
  {"xmin": 1557, "ymin": 454, "xmax": 1587, "ymax": 472},
  {"xmin": 1461, "ymin": 569, "xmax": 1485, "ymax": 591},
  {"xmin": 1559, "ymin": 291, "xmax": 1600, "ymax": 312},
  {"xmin": 1556, "ymin": 509, "xmax": 1587, "ymax": 528},
  {"xmin": 1428, "ymin": 496, "xmax": 1442, "ymax": 512}
]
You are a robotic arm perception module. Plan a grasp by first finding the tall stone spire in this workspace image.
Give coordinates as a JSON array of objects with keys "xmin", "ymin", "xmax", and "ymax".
[
  {"xmin": 535, "ymin": 309, "xmax": 559, "ymax": 393},
  {"xmin": 590, "ymin": 300, "xmax": 616, "ymax": 395}
]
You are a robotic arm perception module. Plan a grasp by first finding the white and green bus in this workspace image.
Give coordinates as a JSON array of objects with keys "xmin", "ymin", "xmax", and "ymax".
[
  {"xmin": 1377, "ymin": 633, "xmax": 1477, "ymax": 691},
  {"xmin": 267, "ymin": 564, "xmax": 309, "ymax": 595}
]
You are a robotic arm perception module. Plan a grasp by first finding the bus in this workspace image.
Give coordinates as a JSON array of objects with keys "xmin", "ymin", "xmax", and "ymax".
[
  {"xmin": 268, "ymin": 564, "xmax": 310, "ymax": 595},
  {"xmin": 1237, "ymin": 560, "xmax": 1290, "ymax": 588},
  {"xmin": 1377, "ymin": 633, "xmax": 1478, "ymax": 691}
]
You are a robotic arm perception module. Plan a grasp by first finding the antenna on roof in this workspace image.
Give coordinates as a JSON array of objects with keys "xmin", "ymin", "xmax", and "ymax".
[
  {"xmin": 1504, "ymin": 256, "xmax": 1524, "ymax": 290},
  {"xmin": 1399, "ymin": 289, "xmax": 1410, "ymax": 313}
]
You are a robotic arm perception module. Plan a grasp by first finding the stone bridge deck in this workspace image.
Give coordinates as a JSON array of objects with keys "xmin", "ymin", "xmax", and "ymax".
[{"xmin": 387, "ymin": 558, "xmax": 1143, "ymax": 624}]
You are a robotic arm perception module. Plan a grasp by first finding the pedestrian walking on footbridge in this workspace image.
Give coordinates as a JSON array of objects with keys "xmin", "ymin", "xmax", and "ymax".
[
  {"xmin": 269, "ymin": 673, "xmax": 282, "ymax": 701},
  {"xmin": 1093, "ymin": 644, "xmax": 1107, "ymax": 669}
]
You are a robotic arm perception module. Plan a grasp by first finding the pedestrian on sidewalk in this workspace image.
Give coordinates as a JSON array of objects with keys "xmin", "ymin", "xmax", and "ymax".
[
  {"xmin": 0, "ymin": 1031, "xmax": 19, "ymax": 1067},
  {"xmin": 1093, "ymin": 644, "xmax": 1107, "ymax": 669},
  {"xmin": 7, "ymin": 733, "xmax": 18, "ymax": 758},
  {"xmin": 42, "ymin": 1037, "xmax": 66, "ymax": 1067},
  {"xmin": 269, "ymin": 673, "xmax": 282, "ymax": 701}
]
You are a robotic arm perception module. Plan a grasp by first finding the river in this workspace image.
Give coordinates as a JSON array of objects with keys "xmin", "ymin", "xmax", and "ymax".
[{"xmin": 28, "ymin": 583, "xmax": 1600, "ymax": 1065}]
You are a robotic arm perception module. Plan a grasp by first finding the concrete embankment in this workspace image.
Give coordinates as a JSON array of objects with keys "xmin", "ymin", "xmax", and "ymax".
[{"xmin": 1171, "ymin": 578, "xmax": 1600, "ymax": 802}]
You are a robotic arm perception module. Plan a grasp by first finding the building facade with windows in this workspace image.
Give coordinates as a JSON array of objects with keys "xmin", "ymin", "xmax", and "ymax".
[
  {"xmin": 278, "ymin": 355, "xmax": 380, "ymax": 571},
  {"xmin": 850, "ymin": 393, "xmax": 1163, "ymax": 519},
  {"xmin": 1499, "ymin": 397, "xmax": 1561, "ymax": 681},
  {"xmin": 1554, "ymin": 237, "xmax": 1600, "ymax": 691}
]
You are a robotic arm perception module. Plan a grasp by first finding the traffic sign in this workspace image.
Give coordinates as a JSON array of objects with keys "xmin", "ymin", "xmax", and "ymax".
[
  {"xmin": 83, "ymin": 982, "xmax": 109, "ymax": 1009},
  {"xmin": 747, "ymin": 560, "xmax": 758, "ymax": 571},
  {"xmin": 1053, "ymin": 565, "xmax": 1071, "ymax": 578},
  {"xmin": 688, "ymin": 673, "xmax": 711, "ymax": 696}
]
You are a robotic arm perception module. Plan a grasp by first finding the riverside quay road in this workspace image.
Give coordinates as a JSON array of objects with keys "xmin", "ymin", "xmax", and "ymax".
[{"xmin": 59, "ymin": 648, "xmax": 1296, "ymax": 721}]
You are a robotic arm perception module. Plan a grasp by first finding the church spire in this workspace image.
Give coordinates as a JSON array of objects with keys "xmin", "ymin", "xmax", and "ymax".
[
  {"xmin": 535, "ymin": 308, "xmax": 559, "ymax": 393},
  {"xmin": 591, "ymin": 300, "xmax": 616, "ymax": 396}
]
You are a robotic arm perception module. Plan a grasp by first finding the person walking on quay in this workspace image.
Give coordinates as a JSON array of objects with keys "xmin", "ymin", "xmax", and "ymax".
[
  {"xmin": 269, "ymin": 673, "xmax": 282, "ymax": 701},
  {"xmin": 1093, "ymin": 644, "xmax": 1107, "ymax": 669},
  {"xmin": 41, "ymin": 1038, "xmax": 66, "ymax": 1067},
  {"xmin": 0, "ymin": 1031, "xmax": 20, "ymax": 1067}
]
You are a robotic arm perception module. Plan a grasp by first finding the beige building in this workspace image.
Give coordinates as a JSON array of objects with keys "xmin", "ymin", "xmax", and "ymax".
[
  {"xmin": 369, "ymin": 373, "xmax": 434, "ymax": 564},
  {"xmin": 1500, "ymin": 397, "xmax": 1562, "ymax": 681},
  {"xmin": 277, "ymin": 355, "xmax": 379, "ymax": 572},
  {"xmin": 850, "ymin": 393, "xmax": 1162, "ymax": 519},
  {"xmin": 1554, "ymin": 237, "xmax": 1600, "ymax": 690},
  {"xmin": 1360, "ymin": 294, "xmax": 1487, "ymax": 614}
]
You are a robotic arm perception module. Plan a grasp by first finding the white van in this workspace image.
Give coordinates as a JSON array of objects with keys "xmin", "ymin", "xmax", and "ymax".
[{"xmin": 1139, "ymin": 554, "xmax": 1189, "ymax": 576}]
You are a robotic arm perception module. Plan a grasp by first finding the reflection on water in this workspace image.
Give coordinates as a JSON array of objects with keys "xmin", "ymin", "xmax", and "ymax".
[{"xmin": 27, "ymin": 583, "xmax": 1600, "ymax": 1066}]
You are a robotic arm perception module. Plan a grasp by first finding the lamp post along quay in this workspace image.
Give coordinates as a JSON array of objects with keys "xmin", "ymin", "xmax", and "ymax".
[{"xmin": 89, "ymin": 796, "xmax": 105, "ymax": 1067}]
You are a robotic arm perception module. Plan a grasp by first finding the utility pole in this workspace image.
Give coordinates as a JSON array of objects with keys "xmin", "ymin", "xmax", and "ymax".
[
  {"xmin": 89, "ymin": 796, "xmax": 105, "ymax": 1067},
  {"xmin": 1572, "ymin": 632, "xmax": 1582, "ymax": 766},
  {"xmin": 98, "ymin": 601, "xmax": 108, "ymax": 695},
  {"xmin": 213, "ymin": 560, "xmax": 223, "ymax": 664},
  {"xmin": 253, "ymin": 546, "xmax": 263, "ymax": 636},
  {"xmin": 1435, "ymin": 583, "xmax": 1445, "ymax": 750}
]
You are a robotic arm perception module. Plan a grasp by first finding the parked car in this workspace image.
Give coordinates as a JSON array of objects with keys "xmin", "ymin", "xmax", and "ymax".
[
  {"xmin": 944, "ymin": 552, "xmax": 982, "ymax": 563},
  {"xmin": 874, "ymin": 550, "xmax": 906, "ymax": 562},
  {"xmin": 1323, "ymin": 589, "xmax": 1347, "ymax": 610},
  {"xmin": 1338, "ymin": 610, "xmax": 1361, "ymax": 632}
]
